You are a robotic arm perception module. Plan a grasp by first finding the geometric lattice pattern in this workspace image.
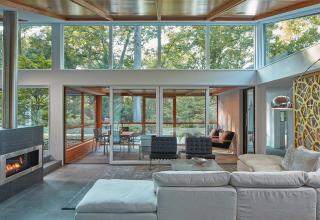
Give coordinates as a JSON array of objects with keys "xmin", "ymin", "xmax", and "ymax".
[{"xmin": 294, "ymin": 71, "xmax": 320, "ymax": 151}]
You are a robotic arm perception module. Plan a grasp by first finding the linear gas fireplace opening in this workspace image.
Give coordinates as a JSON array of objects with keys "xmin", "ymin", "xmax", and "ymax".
[
  {"xmin": 1, "ymin": 145, "xmax": 42, "ymax": 185},
  {"xmin": 6, "ymin": 149, "xmax": 39, "ymax": 178}
]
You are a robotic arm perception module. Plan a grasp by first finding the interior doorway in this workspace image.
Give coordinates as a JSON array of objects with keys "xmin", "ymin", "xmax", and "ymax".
[{"xmin": 243, "ymin": 88, "xmax": 255, "ymax": 154}]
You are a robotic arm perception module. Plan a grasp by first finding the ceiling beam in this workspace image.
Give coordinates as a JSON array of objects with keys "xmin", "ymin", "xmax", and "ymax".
[
  {"xmin": 155, "ymin": 0, "xmax": 161, "ymax": 21},
  {"xmin": 0, "ymin": 0, "xmax": 66, "ymax": 20},
  {"xmin": 254, "ymin": 0, "xmax": 320, "ymax": 20},
  {"xmin": 70, "ymin": 0, "xmax": 113, "ymax": 21},
  {"xmin": 207, "ymin": 0, "xmax": 246, "ymax": 21}
]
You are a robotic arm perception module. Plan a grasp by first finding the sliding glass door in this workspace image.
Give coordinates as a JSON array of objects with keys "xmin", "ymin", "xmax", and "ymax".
[
  {"xmin": 161, "ymin": 88, "xmax": 207, "ymax": 145},
  {"xmin": 111, "ymin": 88, "xmax": 158, "ymax": 162},
  {"xmin": 109, "ymin": 86, "xmax": 210, "ymax": 164}
]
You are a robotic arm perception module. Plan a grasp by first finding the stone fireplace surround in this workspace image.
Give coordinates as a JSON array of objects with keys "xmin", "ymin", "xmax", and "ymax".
[{"xmin": 0, "ymin": 126, "xmax": 43, "ymax": 202}]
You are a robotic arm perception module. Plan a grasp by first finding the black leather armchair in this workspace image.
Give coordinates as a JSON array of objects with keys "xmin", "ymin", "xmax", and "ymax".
[
  {"xmin": 186, "ymin": 137, "xmax": 215, "ymax": 159},
  {"xmin": 149, "ymin": 136, "xmax": 178, "ymax": 167}
]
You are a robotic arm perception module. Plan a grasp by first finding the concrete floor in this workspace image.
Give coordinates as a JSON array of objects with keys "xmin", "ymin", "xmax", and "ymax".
[{"xmin": 0, "ymin": 162, "xmax": 237, "ymax": 220}]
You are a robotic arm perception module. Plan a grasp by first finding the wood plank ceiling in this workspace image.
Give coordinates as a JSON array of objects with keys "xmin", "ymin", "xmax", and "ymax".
[{"xmin": 0, "ymin": 0, "xmax": 319, "ymax": 21}]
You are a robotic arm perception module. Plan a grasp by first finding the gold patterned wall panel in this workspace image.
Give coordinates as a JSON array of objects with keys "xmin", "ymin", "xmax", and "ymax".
[{"xmin": 294, "ymin": 71, "xmax": 320, "ymax": 151}]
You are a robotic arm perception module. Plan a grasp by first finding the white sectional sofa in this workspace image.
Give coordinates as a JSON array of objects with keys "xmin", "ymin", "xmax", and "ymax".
[
  {"xmin": 238, "ymin": 146, "xmax": 320, "ymax": 172},
  {"xmin": 75, "ymin": 170, "xmax": 320, "ymax": 220}
]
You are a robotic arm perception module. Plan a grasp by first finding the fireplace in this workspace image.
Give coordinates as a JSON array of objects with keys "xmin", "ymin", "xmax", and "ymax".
[
  {"xmin": 1, "ymin": 145, "xmax": 42, "ymax": 185},
  {"xmin": 0, "ymin": 126, "xmax": 43, "ymax": 202}
]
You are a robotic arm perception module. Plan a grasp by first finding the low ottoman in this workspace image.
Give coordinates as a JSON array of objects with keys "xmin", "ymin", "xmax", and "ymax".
[{"xmin": 75, "ymin": 179, "xmax": 157, "ymax": 220}]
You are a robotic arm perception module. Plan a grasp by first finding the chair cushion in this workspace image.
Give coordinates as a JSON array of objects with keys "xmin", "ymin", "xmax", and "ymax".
[
  {"xmin": 230, "ymin": 171, "xmax": 308, "ymax": 188},
  {"xmin": 281, "ymin": 146, "xmax": 296, "ymax": 170},
  {"xmin": 291, "ymin": 146, "xmax": 320, "ymax": 172},
  {"xmin": 220, "ymin": 131, "xmax": 234, "ymax": 141},
  {"xmin": 209, "ymin": 129, "xmax": 219, "ymax": 138},
  {"xmin": 76, "ymin": 179, "xmax": 157, "ymax": 213},
  {"xmin": 153, "ymin": 171, "xmax": 231, "ymax": 187}
]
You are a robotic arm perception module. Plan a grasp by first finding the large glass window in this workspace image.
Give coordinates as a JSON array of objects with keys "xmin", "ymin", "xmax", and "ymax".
[
  {"xmin": 113, "ymin": 89, "xmax": 157, "ymax": 161},
  {"xmin": 141, "ymin": 26, "xmax": 158, "ymax": 69},
  {"xmin": 64, "ymin": 26, "xmax": 109, "ymax": 69},
  {"xmin": 18, "ymin": 88, "xmax": 49, "ymax": 150},
  {"xmin": 161, "ymin": 26, "xmax": 205, "ymax": 69},
  {"xmin": 113, "ymin": 26, "xmax": 135, "ymax": 69},
  {"xmin": 162, "ymin": 89, "xmax": 206, "ymax": 144},
  {"xmin": 65, "ymin": 89, "xmax": 96, "ymax": 148},
  {"xmin": 19, "ymin": 26, "xmax": 52, "ymax": 69},
  {"xmin": 265, "ymin": 14, "xmax": 320, "ymax": 64},
  {"xmin": 65, "ymin": 90, "xmax": 82, "ymax": 147},
  {"xmin": 210, "ymin": 26, "xmax": 254, "ymax": 69}
]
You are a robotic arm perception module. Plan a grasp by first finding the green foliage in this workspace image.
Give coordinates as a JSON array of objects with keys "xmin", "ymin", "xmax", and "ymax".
[
  {"xmin": 64, "ymin": 26, "xmax": 109, "ymax": 69},
  {"xmin": 18, "ymin": 26, "xmax": 52, "ymax": 69},
  {"xmin": 210, "ymin": 26, "xmax": 254, "ymax": 69},
  {"xmin": 266, "ymin": 14, "xmax": 320, "ymax": 63},
  {"xmin": 18, "ymin": 88, "xmax": 49, "ymax": 127},
  {"xmin": 162, "ymin": 26, "xmax": 205, "ymax": 69}
]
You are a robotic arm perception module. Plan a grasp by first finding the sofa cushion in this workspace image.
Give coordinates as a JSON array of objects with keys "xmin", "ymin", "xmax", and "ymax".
[
  {"xmin": 230, "ymin": 171, "xmax": 308, "ymax": 188},
  {"xmin": 238, "ymin": 154, "xmax": 283, "ymax": 172},
  {"xmin": 153, "ymin": 171, "xmax": 230, "ymax": 187},
  {"xmin": 291, "ymin": 146, "xmax": 320, "ymax": 172},
  {"xmin": 76, "ymin": 179, "xmax": 157, "ymax": 213},
  {"xmin": 306, "ymin": 171, "xmax": 320, "ymax": 188},
  {"xmin": 281, "ymin": 145, "xmax": 296, "ymax": 170}
]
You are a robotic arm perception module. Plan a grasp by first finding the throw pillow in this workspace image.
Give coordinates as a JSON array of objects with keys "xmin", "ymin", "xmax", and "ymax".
[
  {"xmin": 291, "ymin": 146, "xmax": 320, "ymax": 172},
  {"xmin": 281, "ymin": 145, "xmax": 296, "ymax": 170}
]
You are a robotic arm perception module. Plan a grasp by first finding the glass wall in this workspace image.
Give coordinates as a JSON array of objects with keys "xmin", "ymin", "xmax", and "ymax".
[
  {"xmin": 19, "ymin": 25, "xmax": 52, "ymax": 69},
  {"xmin": 161, "ymin": 26, "xmax": 205, "ymax": 69},
  {"xmin": 64, "ymin": 88, "xmax": 96, "ymax": 148},
  {"xmin": 61, "ymin": 24, "xmax": 255, "ymax": 70},
  {"xmin": 162, "ymin": 89, "xmax": 206, "ymax": 145},
  {"xmin": 210, "ymin": 26, "xmax": 254, "ymax": 69},
  {"xmin": 64, "ymin": 26, "xmax": 109, "ymax": 69},
  {"xmin": 17, "ymin": 88, "xmax": 49, "ymax": 150},
  {"xmin": 113, "ymin": 89, "xmax": 157, "ymax": 161},
  {"xmin": 265, "ymin": 14, "xmax": 320, "ymax": 64}
]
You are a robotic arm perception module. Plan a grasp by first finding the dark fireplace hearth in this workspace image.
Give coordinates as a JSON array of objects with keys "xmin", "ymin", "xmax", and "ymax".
[{"xmin": 0, "ymin": 126, "xmax": 43, "ymax": 202}]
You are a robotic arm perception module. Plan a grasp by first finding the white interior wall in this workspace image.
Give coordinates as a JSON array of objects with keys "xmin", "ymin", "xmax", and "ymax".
[{"xmin": 217, "ymin": 88, "xmax": 243, "ymax": 155}]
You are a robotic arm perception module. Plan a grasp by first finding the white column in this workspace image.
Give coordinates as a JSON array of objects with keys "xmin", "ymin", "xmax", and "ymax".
[
  {"xmin": 255, "ymin": 84, "xmax": 267, "ymax": 154},
  {"xmin": 49, "ymin": 83, "xmax": 64, "ymax": 162}
]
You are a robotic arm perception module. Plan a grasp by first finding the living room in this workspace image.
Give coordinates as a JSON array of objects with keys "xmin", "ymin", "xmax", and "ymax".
[{"xmin": 0, "ymin": 1, "xmax": 320, "ymax": 220}]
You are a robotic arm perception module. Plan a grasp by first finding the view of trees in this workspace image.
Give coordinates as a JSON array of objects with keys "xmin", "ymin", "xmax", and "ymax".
[
  {"xmin": 65, "ymin": 91, "xmax": 96, "ymax": 147},
  {"xmin": 17, "ymin": 88, "xmax": 49, "ymax": 149},
  {"xmin": 19, "ymin": 26, "xmax": 52, "ymax": 69},
  {"xmin": 266, "ymin": 14, "xmax": 320, "ymax": 63},
  {"xmin": 162, "ymin": 26, "xmax": 205, "ymax": 69},
  {"xmin": 210, "ymin": 26, "xmax": 254, "ymax": 69},
  {"xmin": 64, "ymin": 26, "xmax": 109, "ymax": 69}
]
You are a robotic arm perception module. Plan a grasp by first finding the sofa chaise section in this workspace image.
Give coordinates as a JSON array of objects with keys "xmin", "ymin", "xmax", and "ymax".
[{"xmin": 75, "ymin": 179, "xmax": 157, "ymax": 220}]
